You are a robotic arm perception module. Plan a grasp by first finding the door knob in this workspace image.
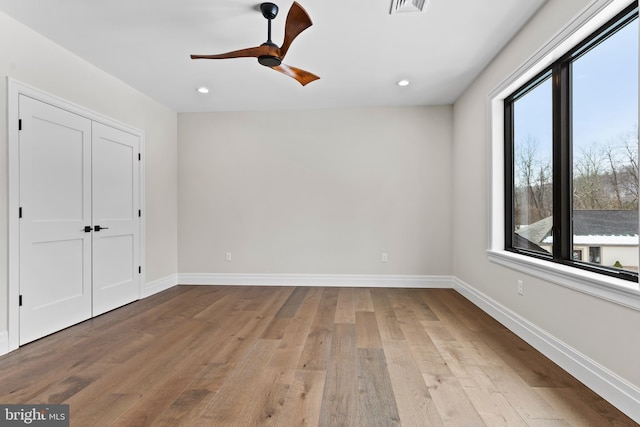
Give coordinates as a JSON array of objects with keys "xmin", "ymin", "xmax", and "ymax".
[
  {"xmin": 94, "ymin": 225, "xmax": 110, "ymax": 232},
  {"xmin": 84, "ymin": 226, "xmax": 93, "ymax": 232}
]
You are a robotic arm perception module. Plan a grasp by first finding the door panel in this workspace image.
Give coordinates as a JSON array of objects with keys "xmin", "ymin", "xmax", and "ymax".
[
  {"xmin": 92, "ymin": 122, "xmax": 140, "ymax": 316},
  {"xmin": 30, "ymin": 240, "xmax": 85, "ymax": 309},
  {"xmin": 19, "ymin": 95, "xmax": 92, "ymax": 345}
]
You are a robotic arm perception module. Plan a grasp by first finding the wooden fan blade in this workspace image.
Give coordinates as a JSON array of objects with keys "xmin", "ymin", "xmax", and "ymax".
[
  {"xmin": 190, "ymin": 45, "xmax": 272, "ymax": 60},
  {"xmin": 279, "ymin": 2, "xmax": 313, "ymax": 59},
  {"xmin": 271, "ymin": 63, "xmax": 319, "ymax": 86}
]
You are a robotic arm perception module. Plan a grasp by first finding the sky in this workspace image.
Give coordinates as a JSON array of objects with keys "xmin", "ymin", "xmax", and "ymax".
[{"xmin": 513, "ymin": 17, "xmax": 638, "ymax": 165}]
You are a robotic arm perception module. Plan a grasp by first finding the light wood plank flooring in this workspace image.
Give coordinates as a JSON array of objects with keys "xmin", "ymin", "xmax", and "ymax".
[{"xmin": 0, "ymin": 286, "xmax": 636, "ymax": 426}]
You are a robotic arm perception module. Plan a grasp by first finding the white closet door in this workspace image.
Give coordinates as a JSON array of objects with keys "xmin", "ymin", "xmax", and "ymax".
[
  {"xmin": 91, "ymin": 122, "xmax": 141, "ymax": 316},
  {"xmin": 18, "ymin": 95, "xmax": 93, "ymax": 345}
]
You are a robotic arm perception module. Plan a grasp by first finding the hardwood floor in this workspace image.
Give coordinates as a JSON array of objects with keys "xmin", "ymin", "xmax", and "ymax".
[{"xmin": 0, "ymin": 286, "xmax": 636, "ymax": 426}]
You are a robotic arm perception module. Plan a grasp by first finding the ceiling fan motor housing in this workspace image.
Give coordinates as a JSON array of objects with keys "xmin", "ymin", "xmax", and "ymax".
[
  {"xmin": 258, "ymin": 55, "xmax": 282, "ymax": 67},
  {"xmin": 258, "ymin": 41, "xmax": 282, "ymax": 67}
]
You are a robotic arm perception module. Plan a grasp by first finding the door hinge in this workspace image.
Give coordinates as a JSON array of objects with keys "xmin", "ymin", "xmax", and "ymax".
[
  {"xmin": 138, "ymin": 209, "xmax": 142, "ymax": 218},
  {"xmin": 19, "ymin": 207, "xmax": 22, "ymax": 218},
  {"xmin": 138, "ymin": 153, "xmax": 141, "ymax": 161},
  {"xmin": 19, "ymin": 295, "xmax": 23, "ymax": 306},
  {"xmin": 138, "ymin": 266, "xmax": 142, "ymax": 274},
  {"xmin": 18, "ymin": 119, "xmax": 22, "ymax": 131}
]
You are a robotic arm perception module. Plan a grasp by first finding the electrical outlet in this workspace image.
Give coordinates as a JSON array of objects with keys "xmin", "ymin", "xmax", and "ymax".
[
  {"xmin": 225, "ymin": 252, "xmax": 232, "ymax": 262},
  {"xmin": 517, "ymin": 280, "xmax": 524, "ymax": 295},
  {"xmin": 381, "ymin": 253, "xmax": 388, "ymax": 263}
]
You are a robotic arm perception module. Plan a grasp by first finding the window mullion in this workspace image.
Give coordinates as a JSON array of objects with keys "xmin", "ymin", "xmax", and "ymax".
[{"xmin": 552, "ymin": 62, "xmax": 573, "ymax": 262}]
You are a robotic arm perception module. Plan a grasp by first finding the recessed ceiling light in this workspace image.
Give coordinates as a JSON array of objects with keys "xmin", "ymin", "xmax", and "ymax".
[
  {"xmin": 397, "ymin": 79, "xmax": 410, "ymax": 87},
  {"xmin": 196, "ymin": 86, "xmax": 209, "ymax": 94}
]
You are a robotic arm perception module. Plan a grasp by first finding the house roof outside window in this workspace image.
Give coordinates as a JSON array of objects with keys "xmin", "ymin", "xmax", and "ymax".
[{"xmin": 517, "ymin": 210, "xmax": 639, "ymax": 246}]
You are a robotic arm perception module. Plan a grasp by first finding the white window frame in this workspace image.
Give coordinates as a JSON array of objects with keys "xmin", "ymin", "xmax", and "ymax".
[{"xmin": 487, "ymin": 0, "xmax": 640, "ymax": 311}]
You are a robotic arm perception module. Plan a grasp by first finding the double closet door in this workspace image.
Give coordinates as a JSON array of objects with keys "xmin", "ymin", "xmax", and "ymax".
[{"xmin": 18, "ymin": 95, "xmax": 141, "ymax": 345}]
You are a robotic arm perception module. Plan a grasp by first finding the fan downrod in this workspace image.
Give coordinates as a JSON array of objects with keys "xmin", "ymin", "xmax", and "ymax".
[{"xmin": 260, "ymin": 2, "xmax": 279, "ymax": 19}]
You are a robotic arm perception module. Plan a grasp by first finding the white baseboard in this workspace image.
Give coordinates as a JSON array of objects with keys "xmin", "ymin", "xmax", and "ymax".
[
  {"xmin": 0, "ymin": 330, "xmax": 8, "ymax": 356},
  {"xmin": 178, "ymin": 273, "xmax": 453, "ymax": 288},
  {"xmin": 453, "ymin": 277, "xmax": 640, "ymax": 424},
  {"xmin": 143, "ymin": 274, "xmax": 178, "ymax": 298}
]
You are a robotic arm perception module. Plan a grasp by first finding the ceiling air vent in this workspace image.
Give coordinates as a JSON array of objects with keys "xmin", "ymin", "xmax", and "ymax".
[{"xmin": 390, "ymin": 0, "xmax": 428, "ymax": 14}]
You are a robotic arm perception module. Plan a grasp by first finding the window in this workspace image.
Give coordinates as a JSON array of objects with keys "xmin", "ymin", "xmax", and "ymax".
[
  {"xmin": 573, "ymin": 249, "xmax": 583, "ymax": 261},
  {"xmin": 505, "ymin": 4, "xmax": 638, "ymax": 282}
]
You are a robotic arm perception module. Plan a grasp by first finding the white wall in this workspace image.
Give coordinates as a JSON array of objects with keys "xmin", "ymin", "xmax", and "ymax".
[
  {"xmin": 453, "ymin": 0, "xmax": 640, "ymax": 393},
  {"xmin": 178, "ymin": 106, "xmax": 453, "ymax": 276},
  {"xmin": 0, "ymin": 11, "xmax": 179, "ymax": 333}
]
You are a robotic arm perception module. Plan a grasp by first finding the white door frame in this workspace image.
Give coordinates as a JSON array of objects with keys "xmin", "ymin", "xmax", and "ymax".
[{"xmin": 6, "ymin": 78, "xmax": 146, "ymax": 352}]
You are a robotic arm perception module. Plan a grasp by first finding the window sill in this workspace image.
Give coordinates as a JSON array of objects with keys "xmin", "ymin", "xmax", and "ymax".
[{"xmin": 487, "ymin": 249, "xmax": 640, "ymax": 311}]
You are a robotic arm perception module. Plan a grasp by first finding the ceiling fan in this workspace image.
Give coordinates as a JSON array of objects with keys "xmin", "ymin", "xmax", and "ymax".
[{"xmin": 191, "ymin": 2, "xmax": 319, "ymax": 86}]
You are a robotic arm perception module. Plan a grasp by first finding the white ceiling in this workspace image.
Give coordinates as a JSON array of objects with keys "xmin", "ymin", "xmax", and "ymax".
[{"xmin": 0, "ymin": 0, "xmax": 546, "ymax": 112}]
